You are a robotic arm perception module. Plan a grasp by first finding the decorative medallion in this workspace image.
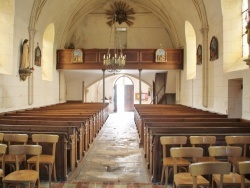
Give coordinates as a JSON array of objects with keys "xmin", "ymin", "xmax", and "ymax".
[
  {"xmin": 106, "ymin": 1, "xmax": 135, "ymax": 26},
  {"xmin": 71, "ymin": 49, "xmax": 83, "ymax": 63}
]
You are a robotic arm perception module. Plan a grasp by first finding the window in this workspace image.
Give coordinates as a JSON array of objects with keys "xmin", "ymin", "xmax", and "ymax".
[
  {"xmin": 221, "ymin": 0, "xmax": 249, "ymax": 72},
  {"xmin": 185, "ymin": 21, "xmax": 196, "ymax": 79},
  {"xmin": 42, "ymin": 23, "xmax": 55, "ymax": 81},
  {"xmin": 115, "ymin": 76, "xmax": 133, "ymax": 85},
  {"xmin": 0, "ymin": 0, "xmax": 14, "ymax": 75},
  {"xmin": 242, "ymin": 0, "xmax": 248, "ymax": 57}
]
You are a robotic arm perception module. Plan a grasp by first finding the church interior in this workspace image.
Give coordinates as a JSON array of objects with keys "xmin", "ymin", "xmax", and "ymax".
[{"xmin": 1, "ymin": 0, "xmax": 250, "ymax": 187}]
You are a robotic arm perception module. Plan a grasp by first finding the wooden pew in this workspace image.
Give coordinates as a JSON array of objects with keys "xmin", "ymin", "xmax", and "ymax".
[
  {"xmin": 134, "ymin": 112, "xmax": 228, "ymax": 144},
  {"xmin": 145, "ymin": 121, "xmax": 250, "ymax": 160},
  {"xmin": 0, "ymin": 102, "xmax": 109, "ymax": 181},
  {"xmin": 0, "ymin": 116, "xmax": 91, "ymax": 159},
  {"xmin": 0, "ymin": 115, "xmax": 94, "ymax": 150},
  {"xmin": 0, "ymin": 124, "xmax": 75, "ymax": 181},
  {"xmin": 134, "ymin": 104, "xmax": 231, "ymax": 139},
  {"xmin": 142, "ymin": 118, "xmax": 241, "ymax": 162},
  {"xmin": 148, "ymin": 123, "xmax": 250, "ymax": 182},
  {"xmin": 134, "ymin": 104, "xmax": 250, "ymax": 184}
]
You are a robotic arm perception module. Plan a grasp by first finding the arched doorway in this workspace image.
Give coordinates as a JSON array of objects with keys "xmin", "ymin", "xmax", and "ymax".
[{"xmin": 114, "ymin": 76, "xmax": 134, "ymax": 112}]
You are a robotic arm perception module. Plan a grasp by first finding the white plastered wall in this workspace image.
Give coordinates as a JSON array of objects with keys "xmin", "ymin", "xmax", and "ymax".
[
  {"xmin": 0, "ymin": 1, "xmax": 60, "ymax": 113},
  {"xmin": 179, "ymin": 0, "xmax": 250, "ymax": 119}
]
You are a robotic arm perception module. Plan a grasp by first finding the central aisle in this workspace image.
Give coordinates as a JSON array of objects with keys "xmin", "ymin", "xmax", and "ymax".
[{"xmin": 71, "ymin": 112, "xmax": 150, "ymax": 183}]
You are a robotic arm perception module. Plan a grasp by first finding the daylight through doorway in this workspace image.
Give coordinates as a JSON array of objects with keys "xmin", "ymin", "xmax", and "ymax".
[{"xmin": 117, "ymin": 85, "xmax": 124, "ymax": 112}]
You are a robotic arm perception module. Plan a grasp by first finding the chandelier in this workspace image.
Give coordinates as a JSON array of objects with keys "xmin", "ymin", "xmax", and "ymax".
[{"xmin": 103, "ymin": 14, "xmax": 126, "ymax": 73}]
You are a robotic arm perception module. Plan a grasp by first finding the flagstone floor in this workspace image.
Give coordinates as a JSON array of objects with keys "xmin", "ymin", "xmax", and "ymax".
[
  {"xmin": 42, "ymin": 112, "xmax": 169, "ymax": 188},
  {"xmin": 70, "ymin": 112, "xmax": 150, "ymax": 183},
  {"xmin": 41, "ymin": 112, "xmax": 246, "ymax": 188}
]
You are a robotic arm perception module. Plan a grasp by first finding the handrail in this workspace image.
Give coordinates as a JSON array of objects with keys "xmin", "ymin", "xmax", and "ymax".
[{"xmin": 150, "ymin": 83, "xmax": 166, "ymax": 104}]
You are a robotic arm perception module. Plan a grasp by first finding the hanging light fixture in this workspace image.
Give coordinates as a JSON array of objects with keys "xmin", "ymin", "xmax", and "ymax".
[{"xmin": 103, "ymin": 14, "xmax": 126, "ymax": 73}]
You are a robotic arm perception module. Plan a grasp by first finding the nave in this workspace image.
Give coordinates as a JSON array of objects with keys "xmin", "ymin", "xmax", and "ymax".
[{"xmin": 46, "ymin": 112, "xmax": 165, "ymax": 188}]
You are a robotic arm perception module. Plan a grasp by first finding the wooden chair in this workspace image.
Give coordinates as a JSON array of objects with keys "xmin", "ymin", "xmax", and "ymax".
[
  {"xmin": 0, "ymin": 144, "xmax": 7, "ymax": 179},
  {"xmin": 2, "ymin": 134, "xmax": 28, "ymax": 172},
  {"xmin": 190, "ymin": 136, "xmax": 218, "ymax": 162},
  {"xmin": 238, "ymin": 161, "xmax": 250, "ymax": 188},
  {"xmin": 189, "ymin": 162, "xmax": 231, "ymax": 188},
  {"xmin": 27, "ymin": 134, "xmax": 59, "ymax": 188},
  {"xmin": 0, "ymin": 133, "xmax": 4, "ymax": 143},
  {"xmin": 2, "ymin": 145, "xmax": 42, "ymax": 188},
  {"xmin": 160, "ymin": 136, "xmax": 190, "ymax": 185},
  {"xmin": 0, "ymin": 133, "xmax": 5, "ymax": 180},
  {"xmin": 170, "ymin": 147, "xmax": 205, "ymax": 188},
  {"xmin": 225, "ymin": 136, "xmax": 250, "ymax": 172},
  {"xmin": 208, "ymin": 146, "xmax": 250, "ymax": 187}
]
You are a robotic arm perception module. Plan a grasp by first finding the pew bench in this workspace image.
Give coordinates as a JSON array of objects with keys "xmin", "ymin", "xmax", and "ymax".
[{"xmin": 147, "ymin": 126, "xmax": 250, "ymax": 183}]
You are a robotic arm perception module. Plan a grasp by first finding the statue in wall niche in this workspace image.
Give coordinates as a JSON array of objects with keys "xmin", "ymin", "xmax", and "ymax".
[
  {"xmin": 19, "ymin": 39, "xmax": 34, "ymax": 81},
  {"xmin": 245, "ymin": 20, "xmax": 250, "ymax": 44},
  {"xmin": 20, "ymin": 39, "xmax": 29, "ymax": 69}
]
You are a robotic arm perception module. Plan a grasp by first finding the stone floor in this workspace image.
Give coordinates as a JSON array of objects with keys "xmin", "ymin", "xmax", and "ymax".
[
  {"xmin": 41, "ymin": 112, "xmax": 168, "ymax": 187},
  {"xmin": 50, "ymin": 182, "xmax": 165, "ymax": 188},
  {"xmin": 39, "ymin": 112, "xmax": 249, "ymax": 188},
  {"xmin": 70, "ymin": 112, "xmax": 150, "ymax": 183}
]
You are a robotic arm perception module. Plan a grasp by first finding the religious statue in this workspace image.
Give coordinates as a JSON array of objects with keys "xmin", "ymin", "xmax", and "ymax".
[
  {"xmin": 244, "ymin": 11, "xmax": 250, "ymax": 45},
  {"xmin": 20, "ymin": 39, "xmax": 29, "ymax": 69},
  {"xmin": 246, "ymin": 18, "xmax": 250, "ymax": 45},
  {"xmin": 19, "ymin": 39, "xmax": 34, "ymax": 81}
]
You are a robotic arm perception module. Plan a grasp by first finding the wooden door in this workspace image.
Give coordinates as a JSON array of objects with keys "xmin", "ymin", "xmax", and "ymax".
[
  {"xmin": 124, "ymin": 85, "xmax": 134, "ymax": 111},
  {"xmin": 113, "ymin": 85, "xmax": 117, "ymax": 112}
]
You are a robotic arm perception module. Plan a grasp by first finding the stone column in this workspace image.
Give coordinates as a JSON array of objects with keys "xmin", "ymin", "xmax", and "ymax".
[
  {"xmin": 59, "ymin": 70, "xmax": 67, "ymax": 103},
  {"xmin": 139, "ymin": 69, "xmax": 142, "ymax": 104},
  {"xmin": 28, "ymin": 27, "xmax": 37, "ymax": 105},
  {"xmin": 200, "ymin": 26, "xmax": 209, "ymax": 108},
  {"xmin": 175, "ymin": 70, "xmax": 181, "ymax": 104},
  {"xmin": 82, "ymin": 81, "xmax": 85, "ymax": 103},
  {"xmin": 102, "ymin": 69, "xmax": 106, "ymax": 103}
]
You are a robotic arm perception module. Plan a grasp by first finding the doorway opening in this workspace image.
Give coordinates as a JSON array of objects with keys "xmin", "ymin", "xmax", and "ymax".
[
  {"xmin": 117, "ymin": 84, "xmax": 125, "ymax": 112},
  {"xmin": 228, "ymin": 78, "xmax": 243, "ymax": 118},
  {"xmin": 114, "ymin": 76, "xmax": 134, "ymax": 112}
]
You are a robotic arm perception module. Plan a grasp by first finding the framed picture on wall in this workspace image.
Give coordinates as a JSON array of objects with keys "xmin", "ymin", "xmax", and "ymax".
[
  {"xmin": 196, "ymin": 44, "xmax": 202, "ymax": 65},
  {"xmin": 135, "ymin": 93, "xmax": 148, "ymax": 101},
  {"xmin": 210, "ymin": 36, "xmax": 219, "ymax": 61},
  {"xmin": 155, "ymin": 48, "xmax": 167, "ymax": 62},
  {"xmin": 35, "ymin": 43, "xmax": 41, "ymax": 67}
]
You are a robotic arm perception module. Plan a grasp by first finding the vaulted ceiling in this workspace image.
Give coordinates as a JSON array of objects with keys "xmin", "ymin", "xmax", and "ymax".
[
  {"xmin": 27, "ymin": 0, "xmax": 208, "ymax": 85},
  {"xmin": 31, "ymin": 0, "xmax": 207, "ymax": 49}
]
